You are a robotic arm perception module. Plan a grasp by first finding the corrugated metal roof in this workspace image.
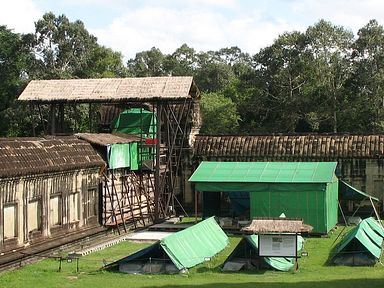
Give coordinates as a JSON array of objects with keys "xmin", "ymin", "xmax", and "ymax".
[
  {"xmin": 75, "ymin": 133, "xmax": 142, "ymax": 146},
  {"xmin": 18, "ymin": 76, "xmax": 200, "ymax": 103},
  {"xmin": 0, "ymin": 136, "xmax": 105, "ymax": 177},
  {"xmin": 189, "ymin": 161, "xmax": 337, "ymax": 183},
  {"xmin": 194, "ymin": 134, "xmax": 384, "ymax": 159}
]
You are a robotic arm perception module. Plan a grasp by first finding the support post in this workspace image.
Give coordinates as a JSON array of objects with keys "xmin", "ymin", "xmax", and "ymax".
[
  {"xmin": 370, "ymin": 197, "xmax": 384, "ymax": 230},
  {"xmin": 49, "ymin": 104, "xmax": 56, "ymax": 135},
  {"xmin": 154, "ymin": 102, "xmax": 162, "ymax": 222}
]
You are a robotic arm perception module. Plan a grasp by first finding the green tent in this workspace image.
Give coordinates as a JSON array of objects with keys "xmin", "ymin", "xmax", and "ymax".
[
  {"xmin": 111, "ymin": 108, "xmax": 156, "ymax": 138},
  {"xmin": 331, "ymin": 217, "xmax": 384, "ymax": 266},
  {"xmin": 105, "ymin": 217, "xmax": 229, "ymax": 273},
  {"xmin": 222, "ymin": 234, "xmax": 304, "ymax": 272},
  {"xmin": 189, "ymin": 162, "xmax": 339, "ymax": 234}
]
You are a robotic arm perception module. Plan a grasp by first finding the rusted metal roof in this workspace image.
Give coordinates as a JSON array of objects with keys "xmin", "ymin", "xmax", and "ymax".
[
  {"xmin": 18, "ymin": 77, "xmax": 200, "ymax": 103},
  {"xmin": 194, "ymin": 134, "xmax": 384, "ymax": 159},
  {"xmin": 242, "ymin": 218, "xmax": 313, "ymax": 233},
  {"xmin": 75, "ymin": 133, "xmax": 142, "ymax": 146},
  {"xmin": 0, "ymin": 136, "xmax": 106, "ymax": 178}
]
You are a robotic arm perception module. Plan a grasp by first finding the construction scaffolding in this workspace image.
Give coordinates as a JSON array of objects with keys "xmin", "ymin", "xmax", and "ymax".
[{"xmin": 18, "ymin": 77, "xmax": 201, "ymax": 231}]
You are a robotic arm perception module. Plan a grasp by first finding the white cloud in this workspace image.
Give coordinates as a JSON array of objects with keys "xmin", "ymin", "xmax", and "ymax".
[
  {"xmin": 3, "ymin": 0, "xmax": 384, "ymax": 62},
  {"xmin": 91, "ymin": 6, "xmax": 229, "ymax": 60},
  {"xmin": 91, "ymin": 4, "xmax": 300, "ymax": 61},
  {"xmin": 0, "ymin": 0, "xmax": 42, "ymax": 33},
  {"xmin": 289, "ymin": 0, "xmax": 384, "ymax": 33}
]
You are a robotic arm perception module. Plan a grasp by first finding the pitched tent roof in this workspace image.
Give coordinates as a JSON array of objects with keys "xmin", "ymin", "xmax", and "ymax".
[
  {"xmin": 106, "ymin": 217, "xmax": 229, "ymax": 273},
  {"xmin": 0, "ymin": 136, "xmax": 105, "ymax": 177},
  {"xmin": 189, "ymin": 161, "xmax": 338, "ymax": 185},
  {"xmin": 194, "ymin": 134, "xmax": 384, "ymax": 160},
  {"xmin": 18, "ymin": 76, "xmax": 200, "ymax": 103},
  {"xmin": 332, "ymin": 217, "xmax": 384, "ymax": 266},
  {"xmin": 222, "ymin": 235, "xmax": 304, "ymax": 272}
]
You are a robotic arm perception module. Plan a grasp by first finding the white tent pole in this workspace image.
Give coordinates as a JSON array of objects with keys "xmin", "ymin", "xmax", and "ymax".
[{"xmin": 369, "ymin": 197, "xmax": 384, "ymax": 230}]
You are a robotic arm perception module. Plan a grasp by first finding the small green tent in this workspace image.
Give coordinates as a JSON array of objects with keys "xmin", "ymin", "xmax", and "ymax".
[
  {"xmin": 331, "ymin": 217, "xmax": 384, "ymax": 266},
  {"xmin": 105, "ymin": 217, "xmax": 229, "ymax": 273},
  {"xmin": 222, "ymin": 234, "xmax": 304, "ymax": 272},
  {"xmin": 189, "ymin": 161, "xmax": 339, "ymax": 234}
]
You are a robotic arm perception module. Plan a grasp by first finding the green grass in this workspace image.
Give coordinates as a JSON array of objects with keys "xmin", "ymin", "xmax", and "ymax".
[{"xmin": 1, "ymin": 226, "xmax": 383, "ymax": 288}]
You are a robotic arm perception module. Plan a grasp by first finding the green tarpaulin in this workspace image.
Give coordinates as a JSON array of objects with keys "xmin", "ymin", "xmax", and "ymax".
[
  {"xmin": 340, "ymin": 180, "xmax": 379, "ymax": 201},
  {"xmin": 161, "ymin": 217, "xmax": 229, "ymax": 269},
  {"xmin": 189, "ymin": 161, "xmax": 338, "ymax": 184},
  {"xmin": 189, "ymin": 161, "xmax": 338, "ymax": 234},
  {"xmin": 107, "ymin": 142, "xmax": 141, "ymax": 170},
  {"xmin": 107, "ymin": 144, "xmax": 130, "ymax": 169},
  {"xmin": 332, "ymin": 217, "xmax": 384, "ymax": 266},
  {"xmin": 111, "ymin": 108, "xmax": 156, "ymax": 137},
  {"xmin": 106, "ymin": 217, "xmax": 229, "ymax": 273},
  {"xmin": 222, "ymin": 234, "xmax": 304, "ymax": 272}
]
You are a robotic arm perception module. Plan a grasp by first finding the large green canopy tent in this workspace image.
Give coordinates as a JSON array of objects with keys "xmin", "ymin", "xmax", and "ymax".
[
  {"xmin": 331, "ymin": 217, "xmax": 384, "ymax": 266},
  {"xmin": 222, "ymin": 234, "xmax": 304, "ymax": 272},
  {"xmin": 105, "ymin": 217, "xmax": 229, "ymax": 274},
  {"xmin": 189, "ymin": 162, "xmax": 339, "ymax": 234}
]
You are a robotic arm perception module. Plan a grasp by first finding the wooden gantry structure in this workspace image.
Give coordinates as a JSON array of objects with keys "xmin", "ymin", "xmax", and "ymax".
[{"xmin": 18, "ymin": 77, "xmax": 201, "ymax": 230}]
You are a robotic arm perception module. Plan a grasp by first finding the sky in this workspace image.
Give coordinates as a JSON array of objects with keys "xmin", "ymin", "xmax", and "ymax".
[{"xmin": 1, "ymin": 0, "xmax": 384, "ymax": 61}]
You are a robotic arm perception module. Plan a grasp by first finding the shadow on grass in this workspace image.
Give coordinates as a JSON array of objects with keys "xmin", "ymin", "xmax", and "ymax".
[
  {"xmin": 141, "ymin": 278, "xmax": 384, "ymax": 288},
  {"xmin": 196, "ymin": 266, "xmax": 267, "ymax": 275}
]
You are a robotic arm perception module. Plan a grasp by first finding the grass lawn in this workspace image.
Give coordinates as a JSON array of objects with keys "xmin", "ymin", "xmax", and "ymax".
[{"xmin": 0, "ymin": 226, "xmax": 383, "ymax": 288}]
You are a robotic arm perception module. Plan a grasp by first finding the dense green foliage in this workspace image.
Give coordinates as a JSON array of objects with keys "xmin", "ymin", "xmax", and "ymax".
[
  {"xmin": 2, "ymin": 15, "xmax": 384, "ymax": 135},
  {"xmin": 0, "ymin": 13, "xmax": 126, "ymax": 136},
  {"xmin": 124, "ymin": 20, "xmax": 384, "ymax": 134},
  {"xmin": 0, "ymin": 228, "xmax": 383, "ymax": 288}
]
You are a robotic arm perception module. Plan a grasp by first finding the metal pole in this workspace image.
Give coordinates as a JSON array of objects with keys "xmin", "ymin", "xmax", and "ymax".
[
  {"xmin": 295, "ymin": 233, "xmax": 298, "ymax": 271},
  {"xmin": 195, "ymin": 189, "xmax": 198, "ymax": 223}
]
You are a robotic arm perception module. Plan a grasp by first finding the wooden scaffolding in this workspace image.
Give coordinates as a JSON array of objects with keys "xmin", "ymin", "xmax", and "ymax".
[{"xmin": 18, "ymin": 77, "xmax": 201, "ymax": 231}]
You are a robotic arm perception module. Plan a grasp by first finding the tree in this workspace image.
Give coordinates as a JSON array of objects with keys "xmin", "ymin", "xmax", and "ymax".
[
  {"xmin": 200, "ymin": 92, "xmax": 240, "ymax": 134},
  {"xmin": 305, "ymin": 20, "xmax": 354, "ymax": 132},
  {"xmin": 163, "ymin": 44, "xmax": 198, "ymax": 76},
  {"xmin": 195, "ymin": 61, "xmax": 235, "ymax": 93},
  {"xmin": 349, "ymin": 19, "xmax": 384, "ymax": 132},
  {"xmin": 0, "ymin": 26, "xmax": 33, "ymax": 136},
  {"xmin": 245, "ymin": 31, "xmax": 311, "ymax": 132},
  {"xmin": 30, "ymin": 12, "xmax": 99, "ymax": 79},
  {"xmin": 126, "ymin": 47, "xmax": 166, "ymax": 77},
  {"xmin": 84, "ymin": 45, "xmax": 127, "ymax": 78}
]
